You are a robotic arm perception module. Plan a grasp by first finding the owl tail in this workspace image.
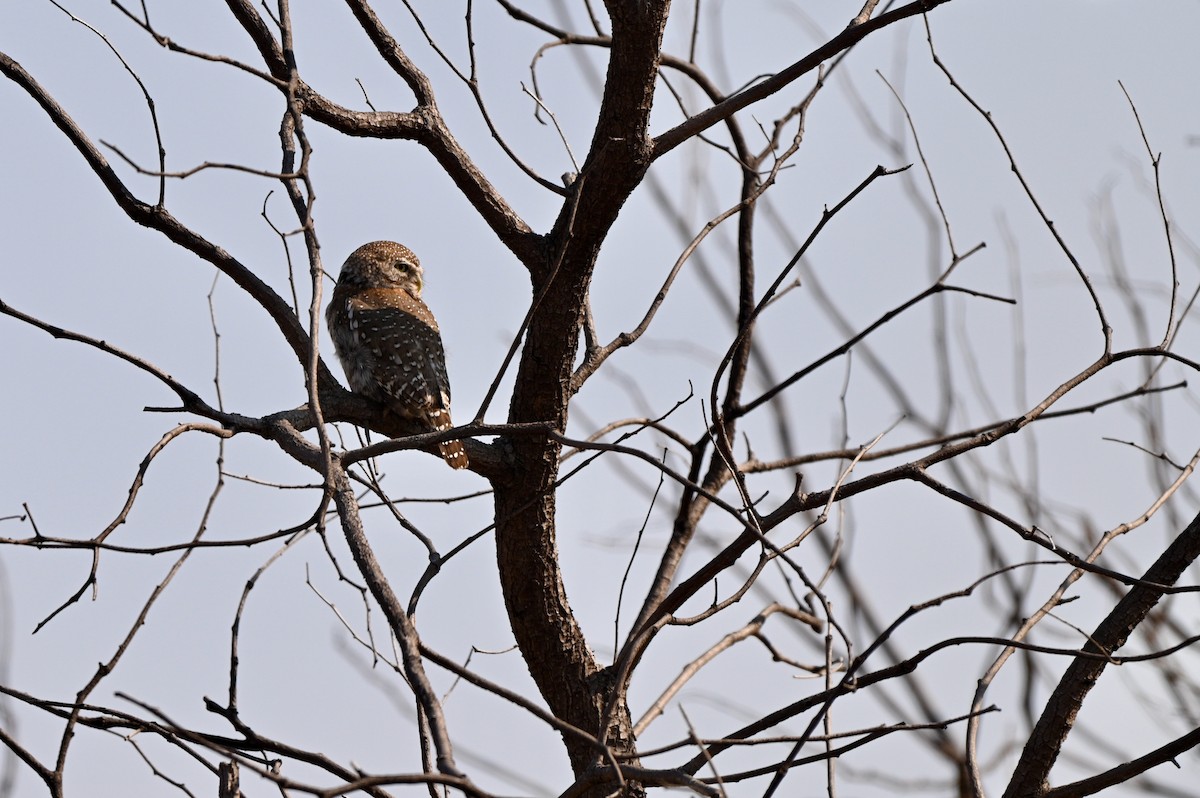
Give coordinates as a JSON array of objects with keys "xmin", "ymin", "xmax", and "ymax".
[{"xmin": 439, "ymin": 439, "xmax": 469, "ymax": 470}]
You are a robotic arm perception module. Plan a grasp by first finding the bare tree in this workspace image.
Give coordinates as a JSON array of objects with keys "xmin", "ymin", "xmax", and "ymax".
[{"xmin": 2, "ymin": 2, "xmax": 1198, "ymax": 797}]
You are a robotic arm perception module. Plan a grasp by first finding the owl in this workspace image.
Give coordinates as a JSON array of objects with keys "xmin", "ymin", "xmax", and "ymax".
[{"xmin": 326, "ymin": 241, "xmax": 469, "ymax": 470}]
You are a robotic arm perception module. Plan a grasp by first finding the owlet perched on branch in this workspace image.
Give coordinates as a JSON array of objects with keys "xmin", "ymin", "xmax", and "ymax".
[{"xmin": 327, "ymin": 241, "xmax": 469, "ymax": 470}]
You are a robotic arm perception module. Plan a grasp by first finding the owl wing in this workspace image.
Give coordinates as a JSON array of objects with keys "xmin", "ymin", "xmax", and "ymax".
[{"xmin": 346, "ymin": 291, "xmax": 453, "ymax": 428}]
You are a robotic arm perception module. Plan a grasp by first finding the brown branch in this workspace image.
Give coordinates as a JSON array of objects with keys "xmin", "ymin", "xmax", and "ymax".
[
  {"xmin": 557, "ymin": 764, "xmax": 719, "ymax": 798},
  {"xmin": 47, "ymin": 1, "xmax": 168, "ymax": 205},
  {"xmin": 570, "ymin": 79, "xmax": 818, "ymax": 392},
  {"xmin": 912, "ymin": 461, "xmax": 1200, "ymax": 594},
  {"xmin": 53, "ymin": 467, "xmax": 221, "ymax": 791},
  {"xmin": 957, "ymin": 446, "xmax": 1200, "ymax": 792},
  {"xmin": 736, "ymin": 245, "xmax": 1002, "ymax": 420},
  {"xmin": 153, "ymin": 1, "xmax": 541, "ymax": 265},
  {"xmin": 1002, "ymin": 508, "xmax": 1200, "ymax": 797},
  {"xmin": 0, "ymin": 657, "xmax": 396, "ymax": 796},
  {"xmin": 333, "ymin": 0, "xmax": 541, "ymax": 263},
  {"xmin": 0, "ymin": 298, "xmax": 212, "ymax": 412},
  {"xmin": 924, "ymin": 17, "xmax": 1111, "ymax": 351},
  {"xmin": 1041, "ymin": 725, "xmax": 1200, "ymax": 798},
  {"xmin": 112, "ymin": 1, "xmax": 282, "ymax": 85},
  {"xmin": 0, "ymin": 51, "xmax": 328, "ymax": 383},
  {"xmin": 635, "ymin": 604, "xmax": 820, "ymax": 736},
  {"xmin": 680, "ymin": 633, "xmax": 1200, "ymax": 778},
  {"xmin": 222, "ymin": 0, "xmax": 287, "ymax": 75},
  {"xmin": 637, "ymin": 345, "xmax": 1200, "ymax": 662},
  {"xmin": 418, "ymin": 644, "xmax": 601, "ymax": 751},
  {"xmin": 31, "ymin": 423, "xmax": 222, "ymax": 632},
  {"xmin": 651, "ymin": 0, "xmax": 956, "ymax": 159},
  {"xmin": 740, "ymin": 380, "xmax": 1188, "ymax": 473},
  {"xmin": 327, "ymin": 462, "xmax": 463, "ymax": 778},
  {"xmin": 636, "ymin": 708, "xmax": 998, "ymax": 760},
  {"xmin": 486, "ymin": 6, "xmax": 679, "ymax": 788},
  {"xmin": 698, "ymin": 709, "xmax": 998, "ymax": 786},
  {"xmin": 102, "ymin": 141, "xmax": 299, "ymax": 181},
  {"xmin": 620, "ymin": 162, "xmax": 906, "ymax": 681},
  {"xmin": 1118, "ymin": 81, "xmax": 1180, "ymax": 349},
  {"xmin": 228, "ymin": 533, "xmax": 311, "ymax": 716},
  {"xmin": 340, "ymin": 0, "xmax": 435, "ymax": 103},
  {"xmin": 0, "ymin": 724, "xmax": 56, "ymax": 795}
]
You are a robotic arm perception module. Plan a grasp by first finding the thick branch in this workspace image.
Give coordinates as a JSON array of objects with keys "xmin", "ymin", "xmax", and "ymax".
[
  {"xmin": 330, "ymin": 2, "xmax": 540, "ymax": 262},
  {"xmin": 1002, "ymin": 508, "xmax": 1200, "ymax": 797},
  {"xmin": 490, "ymin": 4, "xmax": 674, "ymax": 789}
]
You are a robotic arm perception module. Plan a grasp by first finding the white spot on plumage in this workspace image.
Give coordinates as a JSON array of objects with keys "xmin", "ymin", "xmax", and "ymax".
[{"xmin": 326, "ymin": 240, "xmax": 469, "ymax": 469}]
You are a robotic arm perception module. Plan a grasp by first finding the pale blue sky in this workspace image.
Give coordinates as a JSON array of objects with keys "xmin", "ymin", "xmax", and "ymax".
[{"xmin": 2, "ymin": 2, "xmax": 1199, "ymax": 795}]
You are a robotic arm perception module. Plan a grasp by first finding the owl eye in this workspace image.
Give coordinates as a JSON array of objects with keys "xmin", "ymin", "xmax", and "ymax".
[{"xmin": 395, "ymin": 260, "xmax": 411, "ymax": 272}]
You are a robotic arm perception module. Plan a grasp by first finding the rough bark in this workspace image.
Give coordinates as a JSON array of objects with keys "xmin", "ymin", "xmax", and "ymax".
[
  {"xmin": 1003, "ymin": 509, "xmax": 1200, "ymax": 797},
  {"xmin": 490, "ymin": 3, "xmax": 672, "ymax": 792}
]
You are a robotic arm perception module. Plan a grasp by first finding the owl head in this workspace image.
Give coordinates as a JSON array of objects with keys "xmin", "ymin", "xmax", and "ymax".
[{"xmin": 337, "ymin": 240, "xmax": 424, "ymax": 297}]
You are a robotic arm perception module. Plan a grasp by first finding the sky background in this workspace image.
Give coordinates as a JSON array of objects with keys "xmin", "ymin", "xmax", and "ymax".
[{"xmin": 2, "ymin": 1, "xmax": 1199, "ymax": 796}]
